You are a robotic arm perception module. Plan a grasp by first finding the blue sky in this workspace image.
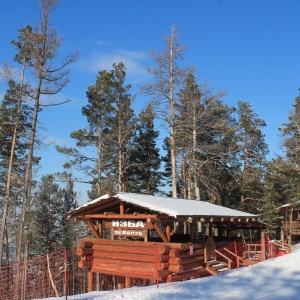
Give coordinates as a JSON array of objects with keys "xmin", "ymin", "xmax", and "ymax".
[{"xmin": 1, "ymin": 0, "xmax": 300, "ymax": 201}]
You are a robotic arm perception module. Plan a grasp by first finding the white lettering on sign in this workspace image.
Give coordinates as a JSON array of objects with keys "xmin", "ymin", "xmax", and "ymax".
[
  {"xmin": 111, "ymin": 220, "xmax": 145, "ymax": 228},
  {"xmin": 114, "ymin": 230, "xmax": 143, "ymax": 236}
]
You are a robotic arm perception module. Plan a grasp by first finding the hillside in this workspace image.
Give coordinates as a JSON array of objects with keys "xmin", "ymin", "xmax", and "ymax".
[{"xmin": 47, "ymin": 246, "xmax": 300, "ymax": 300}]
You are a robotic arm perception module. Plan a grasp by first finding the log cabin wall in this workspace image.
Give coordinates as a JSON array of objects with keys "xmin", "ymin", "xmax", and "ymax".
[
  {"xmin": 76, "ymin": 238, "xmax": 206, "ymax": 290},
  {"xmin": 68, "ymin": 193, "xmax": 263, "ymax": 290}
]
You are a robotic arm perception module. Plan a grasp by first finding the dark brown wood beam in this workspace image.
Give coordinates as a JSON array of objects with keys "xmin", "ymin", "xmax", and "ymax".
[
  {"xmin": 86, "ymin": 220, "xmax": 101, "ymax": 238},
  {"xmin": 83, "ymin": 213, "xmax": 159, "ymax": 220},
  {"xmin": 153, "ymin": 223, "xmax": 168, "ymax": 243}
]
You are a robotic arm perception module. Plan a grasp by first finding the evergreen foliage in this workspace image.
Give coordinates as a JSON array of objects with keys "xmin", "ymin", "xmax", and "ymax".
[
  {"xmin": 126, "ymin": 104, "xmax": 162, "ymax": 194},
  {"xmin": 29, "ymin": 175, "xmax": 63, "ymax": 254},
  {"xmin": 236, "ymin": 101, "xmax": 269, "ymax": 213}
]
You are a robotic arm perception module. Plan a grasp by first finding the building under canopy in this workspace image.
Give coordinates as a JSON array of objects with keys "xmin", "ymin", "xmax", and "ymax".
[
  {"xmin": 67, "ymin": 193, "xmax": 265, "ymax": 290},
  {"xmin": 68, "ymin": 192, "xmax": 262, "ymax": 243}
]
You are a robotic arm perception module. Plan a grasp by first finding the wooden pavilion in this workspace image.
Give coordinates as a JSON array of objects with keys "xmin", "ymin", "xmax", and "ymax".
[{"xmin": 67, "ymin": 192, "xmax": 264, "ymax": 290}]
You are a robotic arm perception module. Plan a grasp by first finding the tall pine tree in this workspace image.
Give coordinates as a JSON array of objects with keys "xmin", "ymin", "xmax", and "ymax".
[
  {"xmin": 236, "ymin": 101, "xmax": 269, "ymax": 213},
  {"xmin": 126, "ymin": 104, "xmax": 162, "ymax": 194},
  {"xmin": 29, "ymin": 174, "xmax": 63, "ymax": 255}
]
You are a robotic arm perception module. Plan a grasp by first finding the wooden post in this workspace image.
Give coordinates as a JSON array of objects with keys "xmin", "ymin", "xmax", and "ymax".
[
  {"xmin": 261, "ymin": 232, "xmax": 265, "ymax": 261},
  {"xmin": 120, "ymin": 202, "xmax": 124, "ymax": 215},
  {"xmin": 190, "ymin": 222, "xmax": 195, "ymax": 242},
  {"xmin": 97, "ymin": 221, "xmax": 103, "ymax": 238},
  {"xmin": 125, "ymin": 276, "xmax": 131, "ymax": 288},
  {"xmin": 208, "ymin": 222, "xmax": 213, "ymax": 237},
  {"xmin": 166, "ymin": 224, "xmax": 171, "ymax": 242},
  {"xmin": 226, "ymin": 221, "xmax": 231, "ymax": 239},
  {"xmin": 117, "ymin": 277, "xmax": 124, "ymax": 290},
  {"xmin": 257, "ymin": 228, "xmax": 261, "ymax": 240},
  {"xmin": 88, "ymin": 271, "xmax": 93, "ymax": 292}
]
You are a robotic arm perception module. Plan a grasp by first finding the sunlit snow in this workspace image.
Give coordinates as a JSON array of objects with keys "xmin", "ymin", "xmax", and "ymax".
[{"xmin": 43, "ymin": 246, "xmax": 300, "ymax": 300}]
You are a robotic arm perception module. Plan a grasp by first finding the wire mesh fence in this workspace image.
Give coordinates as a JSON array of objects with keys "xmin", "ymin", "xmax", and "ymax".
[
  {"xmin": 0, "ymin": 247, "xmax": 161, "ymax": 300},
  {"xmin": 0, "ymin": 249, "xmax": 95, "ymax": 300}
]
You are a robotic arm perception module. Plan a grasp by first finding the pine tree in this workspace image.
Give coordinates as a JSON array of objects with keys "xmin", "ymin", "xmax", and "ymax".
[
  {"xmin": 0, "ymin": 80, "xmax": 33, "ymax": 265},
  {"xmin": 280, "ymin": 91, "xmax": 300, "ymax": 170},
  {"xmin": 141, "ymin": 25, "xmax": 193, "ymax": 198},
  {"xmin": 260, "ymin": 158, "xmax": 288, "ymax": 238},
  {"xmin": 126, "ymin": 104, "xmax": 162, "ymax": 194},
  {"xmin": 57, "ymin": 63, "xmax": 136, "ymax": 197},
  {"xmin": 57, "ymin": 69, "xmax": 115, "ymax": 198},
  {"xmin": 14, "ymin": 0, "xmax": 78, "ymax": 263},
  {"xmin": 277, "ymin": 91, "xmax": 300, "ymax": 240},
  {"xmin": 175, "ymin": 73, "xmax": 236, "ymax": 203},
  {"xmin": 236, "ymin": 101, "xmax": 269, "ymax": 213},
  {"xmin": 29, "ymin": 174, "xmax": 63, "ymax": 255},
  {"xmin": 59, "ymin": 171, "xmax": 78, "ymax": 249},
  {"xmin": 108, "ymin": 62, "xmax": 136, "ymax": 192}
]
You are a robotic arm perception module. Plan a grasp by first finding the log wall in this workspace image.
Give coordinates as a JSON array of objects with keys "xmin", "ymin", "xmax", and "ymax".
[{"xmin": 76, "ymin": 238, "xmax": 206, "ymax": 286}]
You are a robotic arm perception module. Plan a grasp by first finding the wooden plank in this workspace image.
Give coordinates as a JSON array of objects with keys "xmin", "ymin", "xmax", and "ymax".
[
  {"xmin": 80, "ymin": 237, "xmax": 203, "ymax": 250},
  {"xmin": 163, "ymin": 242, "xmax": 203, "ymax": 250},
  {"xmin": 81, "ymin": 237, "xmax": 163, "ymax": 248},
  {"xmin": 78, "ymin": 261, "xmax": 93, "ymax": 268},
  {"xmin": 76, "ymin": 248, "xmax": 94, "ymax": 256},
  {"xmin": 166, "ymin": 267, "xmax": 207, "ymax": 282},
  {"xmin": 92, "ymin": 244, "xmax": 170, "ymax": 255},
  {"xmin": 84, "ymin": 214, "xmax": 159, "ymax": 220},
  {"xmin": 168, "ymin": 261, "xmax": 203, "ymax": 273},
  {"xmin": 169, "ymin": 256, "xmax": 204, "ymax": 265},
  {"xmin": 91, "ymin": 265, "xmax": 169, "ymax": 276},
  {"xmin": 93, "ymin": 258, "xmax": 169, "ymax": 270},
  {"xmin": 169, "ymin": 248, "xmax": 204, "ymax": 258},
  {"xmin": 91, "ymin": 267, "xmax": 169, "ymax": 281},
  {"xmin": 93, "ymin": 251, "xmax": 169, "ymax": 263}
]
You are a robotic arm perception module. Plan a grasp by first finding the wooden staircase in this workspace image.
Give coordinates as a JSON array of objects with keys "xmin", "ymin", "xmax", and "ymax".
[{"xmin": 205, "ymin": 259, "xmax": 229, "ymax": 275}]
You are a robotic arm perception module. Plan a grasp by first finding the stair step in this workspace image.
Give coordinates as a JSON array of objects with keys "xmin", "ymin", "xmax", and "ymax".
[
  {"xmin": 217, "ymin": 268, "xmax": 228, "ymax": 272},
  {"xmin": 213, "ymin": 263, "xmax": 226, "ymax": 267},
  {"xmin": 206, "ymin": 261, "xmax": 217, "ymax": 267}
]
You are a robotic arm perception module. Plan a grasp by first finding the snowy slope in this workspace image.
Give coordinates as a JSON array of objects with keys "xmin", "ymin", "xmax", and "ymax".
[{"xmin": 46, "ymin": 248, "xmax": 300, "ymax": 300}]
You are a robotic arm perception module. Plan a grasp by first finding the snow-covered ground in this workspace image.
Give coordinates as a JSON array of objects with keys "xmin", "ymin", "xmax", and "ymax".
[{"xmin": 43, "ymin": 247, "xmax": 300, "ymax": 300}]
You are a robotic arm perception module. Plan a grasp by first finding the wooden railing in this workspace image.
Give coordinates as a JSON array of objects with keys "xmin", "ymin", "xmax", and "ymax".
[
  {"xmin": 268, "ymin": 240, "xmax": 292, "ymax": 258},
  {"xmin": 222, "ymin": 247, "xmax": 243, "ymax": 269},
  {"xmin": 243, "ymin": 243, "xmax": 262, "ymax": 261},
  {"xmin": 214, "ymin": 249, "xmax": 233, "ymax": 270}
]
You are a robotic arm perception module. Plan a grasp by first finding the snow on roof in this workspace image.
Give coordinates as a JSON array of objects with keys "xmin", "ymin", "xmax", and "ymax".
[
  {"xmin": 71, "ymin": 192, "xmax": 257, "ymax": 219},
  {"xmin": 277, "ymin": 200, "xmax": 300, "ymax": 209}
]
